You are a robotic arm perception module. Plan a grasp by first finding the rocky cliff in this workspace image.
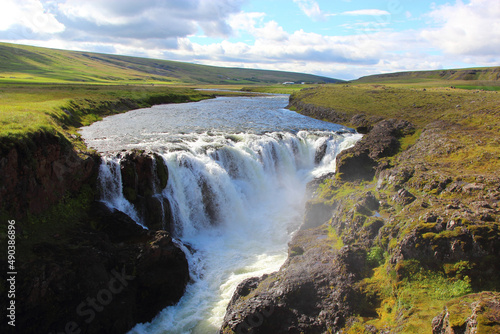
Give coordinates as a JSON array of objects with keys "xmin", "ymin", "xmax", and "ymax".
[
  {"xmin": 0, "ymin": 132, "xmax": 98, "ymax": 218},
  {"xmin": 0, "ymin": 133, "xmax": 189, "ymax": 334},
  {"xmin": 221, "ymin": 90, "xmax": 500, "ymax": 333}
]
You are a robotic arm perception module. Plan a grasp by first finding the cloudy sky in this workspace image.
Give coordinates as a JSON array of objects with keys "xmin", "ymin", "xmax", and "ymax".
[{"xmin": 0, "ymin": 0, "xmax": 499, "ymax": 80}]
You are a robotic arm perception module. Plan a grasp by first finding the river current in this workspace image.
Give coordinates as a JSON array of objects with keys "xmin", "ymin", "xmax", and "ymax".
[{"xmin": 80, "ymin": 95, "xmax": 361, "ymax": 334}]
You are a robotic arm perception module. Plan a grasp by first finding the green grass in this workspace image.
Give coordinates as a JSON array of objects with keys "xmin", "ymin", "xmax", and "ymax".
[
  {"xmin": 0, "ymin": 42, "xmax": 339, "ymax": 86},
  {"xmin": 355, "ymin": 67, "xmax": 500, "ymax": 84},
  {"xmin": 292, "ymin": 84, "xmax": 500, "ymax": 128},
  {"xmin": 292, "ymin": 83, "xmax": 500, "ymax": 176},
  {"xmin": 241, "ymin": 84, "xmax": 319, "ymax": 94},
  {"xmin": 359, "ymin": 260, "xmax": 473, "ymax": 333},
  {"xmin": 0, "ymin": 83, "xmax": 214, "ymax": 150}
]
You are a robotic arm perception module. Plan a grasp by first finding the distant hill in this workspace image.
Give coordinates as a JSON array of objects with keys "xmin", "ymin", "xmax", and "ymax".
[
  {"xmin": 0, "ymin": 42, "xmax": 341, "ymax": 85},
  {"xmin": 355, "ymin": 67, "xmax": 500, "ymax": 83}
]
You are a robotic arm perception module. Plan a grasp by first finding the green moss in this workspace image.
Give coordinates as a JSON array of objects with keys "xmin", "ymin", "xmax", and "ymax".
[
  {"xmin": 367, "ymin": 246, "xmax": 385, "ymax": 268},
  {"xmin": 290, "ymin": 245, "xmax": 304, "ymax": 257},
  {"xmin": 399, "ymin": 129, "xmax": 422, "ymax": 152},
  {"xmin": 154, "ymin": 154, "xmax": 168, "ymax": 190},
  {"xmin": 443, "ymin": 261, "xmax": 473, "ymax": 276},
  {"xmin": 327, "ymin": 225, "xmax": 345, "ymax": 249},
  {"xmin": 435, "ymin": 229, "xmax": 462, "ymax": 240},
  {"xmin": 12, "ymin": 184, "xmax": 95, "ymax": 262},
  {"xmin": 422, "ymin": 232, "xmax": 437, "ymax": 239}
]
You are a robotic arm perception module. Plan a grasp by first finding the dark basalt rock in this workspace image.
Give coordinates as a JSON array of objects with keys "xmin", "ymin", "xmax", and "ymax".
[
  {"xmin": 393, "ymin": 188, "xmax": 416, "ymax": 206},
  {"xmin": 0, "ymin": 132, "xmax": 99, "ymax": 217},
  {"xmin": 336, "ymin": 147, "xmax": 377, "ymax": 181},
  {"xmin": 336, "ymin": 119, "xmax": 414, "ymax": 181},
  {"xmin": 90, "ymin": 201, "xmax": 147, "ymax": 242},
  {"xmin": 0, "ymin": 136, "xmax": 188, "ymax": 334},
  {"xmin": 119, "ymin": 151, "xmax": 173, "ymax": 231},
  {"xmin": 220, "ymin": 226, "xmax": 370, "ymax": 334},
  {"xmin": 302, "ymin": 200, "xmax": 336, "ymax": 230},
  {"xmin": 9, "ymin": 225, "xmax": 189, "ymax": 334},
  {"xmin": 314, "ymin": 139, "xmax": 328, "ymax": 164}
]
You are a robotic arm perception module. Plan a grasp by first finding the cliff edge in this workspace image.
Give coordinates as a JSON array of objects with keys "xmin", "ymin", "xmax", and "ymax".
[{"xmin": 221, "ymin": 85, "xmax": 500, "ymax": 333}]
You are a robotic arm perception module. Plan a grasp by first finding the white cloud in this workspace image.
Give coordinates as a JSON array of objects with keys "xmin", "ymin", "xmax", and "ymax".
[
  {"xmin": 421, "ymin": 0, "xmax": 500, "ymax": 56},
  {"xmin": 0, "ymin": 0, "xmax": 64, "ymax": 35},
  {"xmin": 0, "ymin": 0, "xmax": 244, "ymax": 45},
  {"xmin": 341, "ymin": 9, "xmax": 391, "ymax": 16},
  {"xmin": 228, "ymin": 12, "xmax": 266, "ymax": 34},
  {"xmin": 293, "ymin": 0, "xmax": 326, "ymax": 21},
  {"xmin": 1, "ymin": 0, "xmax": 498, "ymax": 81}
]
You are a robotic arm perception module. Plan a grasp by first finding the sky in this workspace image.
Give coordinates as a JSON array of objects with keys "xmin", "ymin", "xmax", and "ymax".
[{"xmin": 0, "ymin": 0, "xmax": 499, "ymax": 80}]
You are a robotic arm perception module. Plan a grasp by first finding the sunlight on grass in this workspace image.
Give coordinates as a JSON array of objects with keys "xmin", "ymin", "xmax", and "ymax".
[
  {"xmin": 0, "ymin": 83, "xmax": 213, "ymax": 149},
  {"xmin": 361, "ymin": 261, "xmax": 473, "ymax": 333}
]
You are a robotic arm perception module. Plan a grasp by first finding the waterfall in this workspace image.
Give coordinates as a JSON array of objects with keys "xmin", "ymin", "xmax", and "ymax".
[
  {"xmin": 97, "ymin": 156, "xmax": 146, "ymax": 229},
  {"xmin": 96, "ymin": 130, "xmax": 361, "ymax": 334}
]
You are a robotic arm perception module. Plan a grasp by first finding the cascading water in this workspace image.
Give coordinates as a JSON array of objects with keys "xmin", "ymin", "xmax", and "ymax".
[
  {"xmin": 97, "ymin": 156, "xmax": 146, "ymax": 228},
  {"xmin": 80, "ymin": 95, "xmax": 362, "ymax": 334}
]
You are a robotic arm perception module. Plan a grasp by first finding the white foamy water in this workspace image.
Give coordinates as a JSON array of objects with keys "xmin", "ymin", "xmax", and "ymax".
[{"xmin": 80, "ymin": 95, "xmax": 361, "ymax": 334}]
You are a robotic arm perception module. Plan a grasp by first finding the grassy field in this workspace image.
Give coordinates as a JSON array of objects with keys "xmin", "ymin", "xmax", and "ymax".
[
  {"xmin": 0, "ymin": 42, "xmax": 343, "ymax": 150},
  {"xmin": 0, "ymin": 42, "xmax": 340, "ymax": 86},
  {"xmin": 355, "ymin": 67, "xmax": 500, "ymax": 86},
  {"xmin": 291, "ymin": 83, "xmax": 500, "ymax": 127}
]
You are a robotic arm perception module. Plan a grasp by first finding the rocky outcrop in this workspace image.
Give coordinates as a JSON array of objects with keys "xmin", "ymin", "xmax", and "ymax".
[
  {"xmin": 221, "ymin": 225, "xmax": 370, "ymax": 334},
  {"xmin": 0, "ymin": 134, "xmax": 189, "ymax": 334},
  {"xmin": 10, "ymin": 218, "xmax": 189, "ymax": 334},
  {"xmin": 335, "ymin": 119, "xmax": 414, "ymax": 181},
  {"xmin": 221, "ymin": 102, "xmax": 500, "ymax": 333},
  {"xmin": 432, "ymin": 292, "xmax": 500, "ymax": 334},
  {"xmin": 0, "ymin": 132, "xmax": 99, "ymax": 217},
  {"xmin": 119, "ymin": 151, "xmax": 173, "ymax": 231},
  {"xmin": 221, "ymin": 189, "xmax": 383, "ymax": 334}
]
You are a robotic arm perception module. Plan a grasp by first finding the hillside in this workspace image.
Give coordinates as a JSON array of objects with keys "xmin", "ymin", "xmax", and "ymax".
[
  {"xmin": 0, "ymin": 42, "xmax": 340, "ymax": 85},
  {"xmin": 355, "ymin": 67, "xmax": 500, "ymax": 89}
]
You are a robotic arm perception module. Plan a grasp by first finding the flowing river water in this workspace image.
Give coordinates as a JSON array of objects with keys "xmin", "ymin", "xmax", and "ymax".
[{"xmin": 80, "ymin": 95, "xmax": 361, "ymax": 334}]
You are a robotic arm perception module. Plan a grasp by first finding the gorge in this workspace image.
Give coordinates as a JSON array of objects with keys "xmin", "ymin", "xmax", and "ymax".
[
  {"xmin": 80, "ymin": 94, "xmax": 361, "ymax": 333},
  {"xmin": 2, "ymin": 86, "xmax": 499, "ymax": 334}
]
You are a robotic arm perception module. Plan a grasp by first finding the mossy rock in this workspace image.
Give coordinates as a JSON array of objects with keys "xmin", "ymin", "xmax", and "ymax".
[
  {"xmin": 154, "ymin": 154, "xmax": 168, "ymax": 190},
  {"xmin": 123, "ymin": 186, "xmax": 137, "ymax": 203},
  {"xmin": 435, "ymin": 292, "xmax": 500, "ymax": 334}
]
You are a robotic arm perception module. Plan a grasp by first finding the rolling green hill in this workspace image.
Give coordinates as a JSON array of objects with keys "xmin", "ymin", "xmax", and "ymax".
[
  {"xmin": 355, "ymin": 67, "xmax": 500, "ymax": 87},
  {"xmin": 0, "ymin": 42, "xmax": 340, "ymax": 85}
]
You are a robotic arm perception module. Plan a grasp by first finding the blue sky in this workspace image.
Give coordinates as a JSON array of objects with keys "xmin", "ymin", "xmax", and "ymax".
[{"xmin": 0, "ymin": 0, "xmax": 499, "ymax": 80}]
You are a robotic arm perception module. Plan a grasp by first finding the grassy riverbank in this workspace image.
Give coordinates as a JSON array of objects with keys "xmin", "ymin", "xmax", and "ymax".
[
  {"xmin": 0, "ymin": 83, "xmax": 214, "ymax": 150},
  {"xmin": 291, "ymin": 84, "xmax": 500, "ymax": 175},
  {"xmin": 289, "ymin": 83, "xmax": 500, "ymax": 332}
]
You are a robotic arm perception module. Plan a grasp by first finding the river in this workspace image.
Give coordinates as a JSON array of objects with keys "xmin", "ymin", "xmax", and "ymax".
[{"xmin": 79, "ymin": 94, "xmax": 361, "ymax": 334}]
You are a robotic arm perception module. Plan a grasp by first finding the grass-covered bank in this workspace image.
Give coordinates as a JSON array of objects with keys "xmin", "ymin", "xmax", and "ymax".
[
  {"xmin": 285, "ymin": 83, "xmax": 500, "ymax": 333},
  {"xmin": 0, "ymin": 83, "xmax": 209, "ymax": 333},
  {"xmin": 0, "ymin": 83, "xmax": 214, "ymax": 150},
  {"xmin": 290, "ymin": 84, "xmax": 500, "ymax": 175}
]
